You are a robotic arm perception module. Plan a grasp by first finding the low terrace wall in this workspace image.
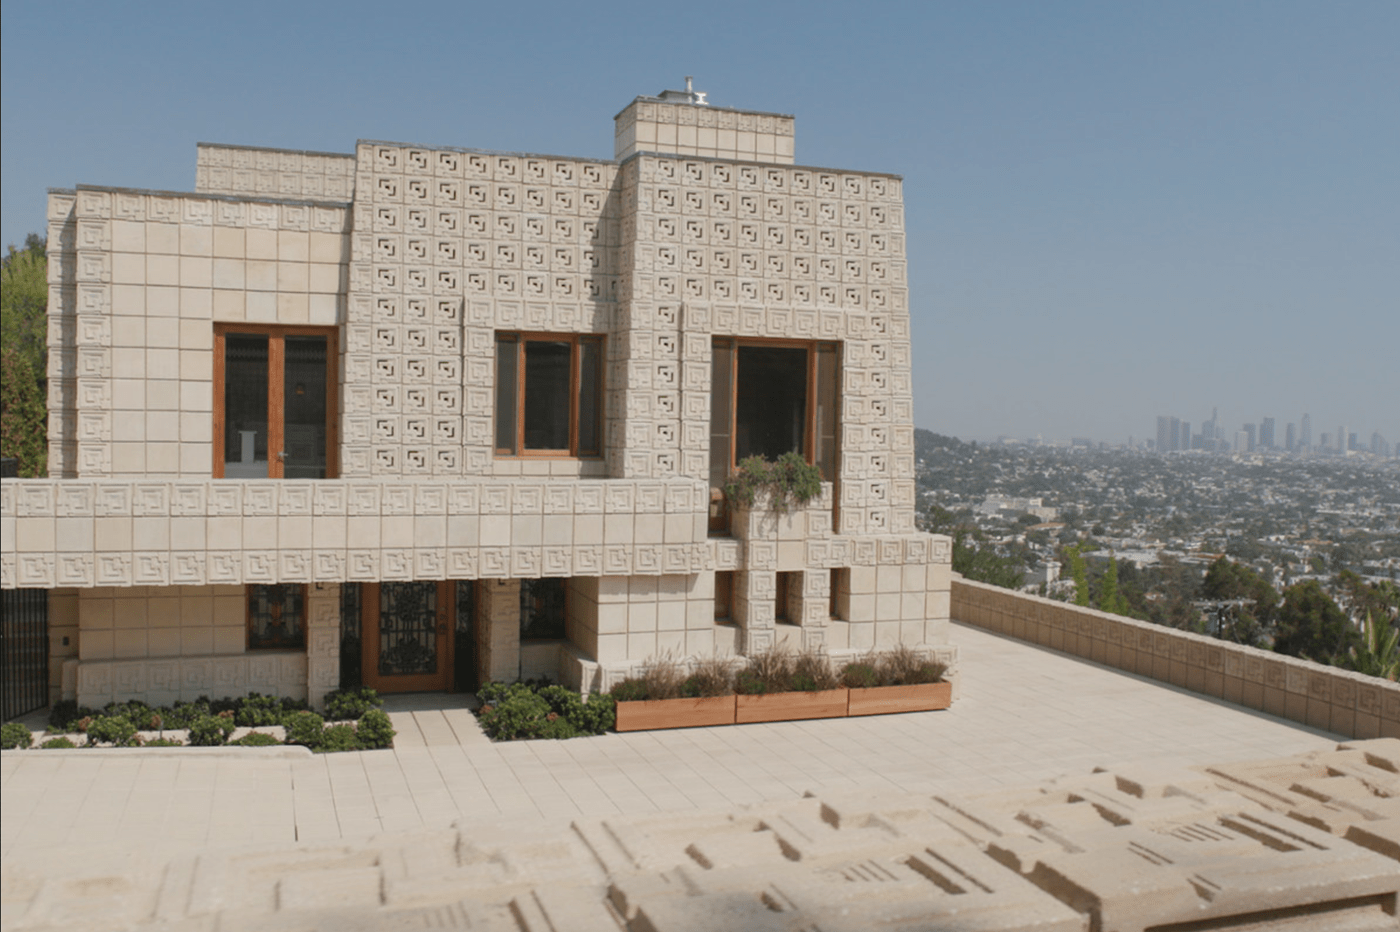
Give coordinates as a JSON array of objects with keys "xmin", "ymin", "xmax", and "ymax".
[{"xmin": 951, "ymin": 576, "xmax": 1400, "ymax": 740}]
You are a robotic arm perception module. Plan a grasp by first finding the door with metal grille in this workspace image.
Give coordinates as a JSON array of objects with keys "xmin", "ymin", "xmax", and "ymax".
[
  {"xmin": 363, "ymin": 582, "xmax": 453, "ymax": 692},
  {"xmin": 2, "ymin": 589, "xmax": 49, "ymax": 720}
]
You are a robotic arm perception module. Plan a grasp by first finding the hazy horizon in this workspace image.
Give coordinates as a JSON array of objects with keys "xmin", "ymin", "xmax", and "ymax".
[{"xmin": 3, "ymin": 1, "xmax": 1396, "ymax": 444}]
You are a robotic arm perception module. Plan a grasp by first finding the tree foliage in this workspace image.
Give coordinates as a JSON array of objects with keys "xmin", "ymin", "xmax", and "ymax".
[
  {"xmin": 1345, "ymin": 612, "xmax": 1400, "ymax": 681},
  {"xmin": 1098, "ymin": 557, "xmax": 1129, "ymax": 615},
  {"xmin": 1274, "ymin": 579, "xmax": 1358, "ymax": 664},
  {"xmin": 1201, "ymin": 557, "xmax": 1277, "ymax": 647},
  {"xmin": 1063, "ymin": 544, "xmax": 1090, "ymax": 607},
  {"xmin": 1, "ymin": 235, "xmax": 48, "ymax": 476}
]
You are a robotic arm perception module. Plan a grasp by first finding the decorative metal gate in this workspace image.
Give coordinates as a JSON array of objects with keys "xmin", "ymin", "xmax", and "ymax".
[{"xmin": 2, "ymin": 589, "xmax": 49, "ymax": 721}]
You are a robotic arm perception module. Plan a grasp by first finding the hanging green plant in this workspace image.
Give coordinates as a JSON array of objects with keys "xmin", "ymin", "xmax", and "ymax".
[{"xmin": 723, "ymin": 452, "xmax": 823, "ymax": 513}]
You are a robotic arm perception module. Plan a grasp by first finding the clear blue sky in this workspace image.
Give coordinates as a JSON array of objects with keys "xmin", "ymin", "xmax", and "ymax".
[{"xmin": 4, "ymin": 1, "xmax": 1396, "ymax": 445}]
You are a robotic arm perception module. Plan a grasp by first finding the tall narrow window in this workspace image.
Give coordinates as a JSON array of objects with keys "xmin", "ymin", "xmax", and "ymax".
[
  {"xmin": 495, "ymin": 333, "xmax": 604, "ymax": 457},
  {"xmin": 215, "ymin": 326, "xmax": 337, "ymax": 478}
]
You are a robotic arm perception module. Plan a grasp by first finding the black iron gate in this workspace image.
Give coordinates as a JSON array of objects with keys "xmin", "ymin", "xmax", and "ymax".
[{"xmin": 2, "ymin": 589, "xmax": 49, "ymax": 721}]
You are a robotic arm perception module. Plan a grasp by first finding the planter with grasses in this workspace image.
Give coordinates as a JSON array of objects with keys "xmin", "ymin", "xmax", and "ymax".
[
  {"xmin": 734, "ymin": 650, "xmax": 847, "ymax": 724},
  {"xmin": 842, "ymin": 648, "xmax": 951, "ymax": 716},
  {"xmin": 610, "ymin": 656, "xmax": 738, "ymax": 732},
  {"xmin": 608, "ymin": 646, "xmax": 952, "ymax": 732}
]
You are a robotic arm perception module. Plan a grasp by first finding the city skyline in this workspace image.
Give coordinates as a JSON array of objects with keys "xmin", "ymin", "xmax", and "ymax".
[
  {"xmin": 3, "ymin": 2, "xmax": 1397, "ymax": 443},
  {"xmin": 1152, "ymin": 408, "xmax": 1393, "ymax": 456}
]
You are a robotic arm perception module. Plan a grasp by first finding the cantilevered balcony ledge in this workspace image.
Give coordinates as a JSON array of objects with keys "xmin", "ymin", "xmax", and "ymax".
[{"xmin": 1, "ymin": 478, "xmax": 944, "ymax": 589}]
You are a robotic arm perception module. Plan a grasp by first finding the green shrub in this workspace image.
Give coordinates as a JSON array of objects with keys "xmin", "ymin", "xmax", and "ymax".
[
  {"xmin": 162, "ymin": 700, "xmax": 212, "ymax": 730},
  {"xmin": 355, "ymin": 709, "xmax": 396, "ymax": 750},
  {"xmin": 48, "ymin": 699, "xmax": 98, "ymax": 732},
  {"xmin": 230, "ymin": 731, "xmax": 281, "ymax": 747},
  {"xmin": 476, "ymin": 681, "xmax": 614, "ymax": 740},
  {"xmin": 284, "ymin": 711, "xmax": 325, "ymax": 748},
  {"xmin": 323, "ymin": 687, "xmax": 381, "ymax": 721},
  {"xmin": 141, "ymin": 736, "xmax": 185, "ymax": 747},
  {"xmin": 314, "ymin": 723, "xmax": 360, "ymax": 753},
  {"xmin": 609, "ymin": 678, "xmax": 648, "ymax": 702},
  {"xmin": 102, "ymin": 700, "xmax": 152, "ymax": 722},
  {"xmin": 187, "ymin": 715, "xmax": 235, "ymax": 747},
  {"xmin": 2, "ymin": 722, "xmax": 33, "ymax": 750},
  {"xmin": 574, "ymin": 693, "xmax": 616, "ymax": 734},
  {"xmin": 838, "ymin": 661, "xmax": 879, "ymax": 689},
  {"xmin": 86, "ymin": 714, "xmax": 138, "ymax": 747},
  {"xmin": 40, "ymin": 736, "xmax": 78, "ymax": 749},
  {"xmin": 235, "ymin": 693, "xmax": 285, "ymax": 727},
  {"xmin": 478, "ymin": 687, "xmax": 553, "ymax": 740}
]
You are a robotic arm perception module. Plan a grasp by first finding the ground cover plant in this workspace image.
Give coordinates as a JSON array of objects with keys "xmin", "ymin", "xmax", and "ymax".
[
  {"xmin": 17, "ymin": 690, "xmax": 394, "ymax": 752},
  {"xmin": 475, "ymin": 679, "xmax": 616, "ymax": 740},
  {"xmin": 609, "ymin": 655, "xmax": 738, "ymax": 701}
]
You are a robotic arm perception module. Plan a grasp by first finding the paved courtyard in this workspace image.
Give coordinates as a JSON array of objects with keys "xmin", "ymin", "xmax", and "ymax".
[{"xmin": 2, "ymin": 621, "xmax": 1339, "ymax": 874}]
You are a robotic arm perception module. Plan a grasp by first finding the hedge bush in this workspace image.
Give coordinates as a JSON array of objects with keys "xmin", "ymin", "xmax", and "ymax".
[
  {"xmin": 476, "ymin": 681, "xmax": 614, "ymax": 740},
  {"xmin": 2, "ymin": 722, "xmax": 33, "ymax": 750}
]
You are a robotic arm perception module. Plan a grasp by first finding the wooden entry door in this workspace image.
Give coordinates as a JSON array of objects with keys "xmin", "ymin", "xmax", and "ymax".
[{"xmin": 363, "ymin": 582, "xmax": 453, "ymax": 692}]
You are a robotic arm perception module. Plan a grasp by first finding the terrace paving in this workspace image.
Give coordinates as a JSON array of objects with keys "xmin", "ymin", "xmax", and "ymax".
[{"xmin": 2, "ymin": 622, "xmax": 1337, "ymax": 872}]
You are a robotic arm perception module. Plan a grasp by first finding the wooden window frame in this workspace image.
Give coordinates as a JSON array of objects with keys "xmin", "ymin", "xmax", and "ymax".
[
  {"xmin": 246, "ymin": 583, "xmax": 308, "ymax": 651},
  {"xmin": 494, "ymin": 331, "xmax": 605, "ymax": 459},
  {"xmin": 213, "ymin": 324, "xmax": 339, "ymax": 479},
  {"xmin": 710, "ymin": 336, "xmax": 841, "ymax": 478}
]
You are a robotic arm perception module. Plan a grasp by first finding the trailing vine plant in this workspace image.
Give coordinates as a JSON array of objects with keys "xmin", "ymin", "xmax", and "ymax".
[{"xmin": 723, "ymin": 452, "xmax": 823, "ymax": 513}]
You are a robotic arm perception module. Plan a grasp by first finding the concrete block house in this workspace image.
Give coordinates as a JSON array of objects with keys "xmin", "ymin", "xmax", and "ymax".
[{"xmin": 1, "ymin": 85, "xmax": 955, "ymax": 711}]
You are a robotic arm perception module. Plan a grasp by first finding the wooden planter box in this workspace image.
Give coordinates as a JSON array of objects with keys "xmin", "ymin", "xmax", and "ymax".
[
  {"xmin": 735, "ymin": 689, "xmax": 850, "ymax": 724},
  {"xmin": 846, "ymin": 682, "xmax": 952, "ymax": 717},
  {"xmin": 614, "ymin": 695, "xmax": 737, "ymax": 732}
]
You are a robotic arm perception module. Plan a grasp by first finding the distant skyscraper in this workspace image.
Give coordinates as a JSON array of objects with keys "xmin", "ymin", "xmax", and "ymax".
[
  {"xmin": 1337, "ymin": 425, "xmax": 1347, "ymax": 453},
  {"xmin": 1234, "ymin": 430, "xmax": 1249, "ymax": 453},
  {"xmin": 1348, "ymin": 432, "xmax": 1358, "ymax": 453},
  {"xmin": 1156, "ymin": 415, "xmax": 1182, "ymax": 453},
  {"xmin": 1285, "ymin": 422, "xmax": 1296, "ymax": 452},
  {"xmin": 1244, "ymin": 423, "xmax": 1256, "ymax": 452},
  {"xmin": 1181, "ymin": 421, "xmax": 1191, "ymax": 451},
  {"xmin": 1259, "ymin": 417, "xmax": 1275, "ymax": 449},
  {"xmin": 1301, "ymin": 413, "xmax": 1312, "ymax": 451}
]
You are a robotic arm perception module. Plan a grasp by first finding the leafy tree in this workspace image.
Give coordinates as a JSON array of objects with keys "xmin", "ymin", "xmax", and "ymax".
[
  {"xmin": 1062, "ymin": 544, "xmax": 1090, "ymax": 607},
  {"xmin": 951, "ymin": 528, "xmax": 1025, "ymax": 590},
  {"xmin": 1, "ymin": 236, "xmax": 48, "ymax": 477},
  {"xmin": 1274, "ymin": 579, "xmax": 1358, "ymax": 664},
  {"xmin": 1201, "ymin": 557, "xmax": 1277, "ymax": 646},
  {"xmin": 1098, "ymin": 557, "xmax": 1129, "ymax": 615},
  {"xmin": 1335, "ymin": 570, "xmax": 1400, "ymax": 626}
]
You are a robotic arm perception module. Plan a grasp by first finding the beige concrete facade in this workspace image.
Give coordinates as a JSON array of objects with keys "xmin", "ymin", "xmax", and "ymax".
[{"xmin": 3, "ymin": 88, "xmax": 951, "ymax": 709}]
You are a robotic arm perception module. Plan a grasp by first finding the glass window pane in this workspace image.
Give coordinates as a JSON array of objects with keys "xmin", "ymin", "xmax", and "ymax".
[
  {"xmin": 224, "ymin": 334, "xmax": 269, "ymax": 478},
  {"xmin": 735, "ymin": 345, "xmax": 808, "ymax": 462},
  {"xmin": 577, "ymin": 338, "xmax": 602, "ymax": 456},
  {"xmin": 495, "ymin": 336, "xmax": 518, "ymax": 453},
  {"xmin": 709, "ymin": 339, "xmax": 733, "ymax": 489},
  {"xmin": 283, "ymin": 336, "xmax": 328, "ymax": 479},
  {"xmin": 520, "ymin": 578, "xmax": 566, "ymax": 640},
  {"xmin": 523, "ymin": 340, "xmax": 571, "ymax": 450},
  {"xmin": 248, "ymin": 584, "xmax": 305, "ymax": 649},
  {"xmin": 815, "ymin": 343, "xmax": 839, "ymax": 481}
]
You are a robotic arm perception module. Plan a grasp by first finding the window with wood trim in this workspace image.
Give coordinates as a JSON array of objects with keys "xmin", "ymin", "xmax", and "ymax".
[
  {"xmin": 214, "ymin": 325, "xmax": 338, "ymax": 478},
  {"xmin": 709, "ymin": 338, "xmax": 839, "ymax": 490},
  {"xmin": 495, "ymin": 333, "xmax": 604, "ymax": 457},
  {"xmin": 247, "ymin": 584, "xmax": 306, "ymax": 650}
]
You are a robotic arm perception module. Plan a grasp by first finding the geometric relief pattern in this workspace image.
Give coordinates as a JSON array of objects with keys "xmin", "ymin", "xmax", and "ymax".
[{"xmin": 345, "ymin": 144, "xmax": 621, "ymax": 478}]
